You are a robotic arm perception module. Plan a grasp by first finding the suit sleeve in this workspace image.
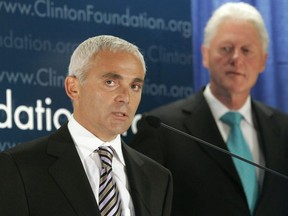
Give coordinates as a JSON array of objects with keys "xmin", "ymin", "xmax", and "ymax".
[{"xmin": 0, "ymin": 152, "xmax": 29, "ymax": 216}]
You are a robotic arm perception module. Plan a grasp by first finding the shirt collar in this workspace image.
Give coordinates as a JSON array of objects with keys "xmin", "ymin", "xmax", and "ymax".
[
  {"xmin": 67, "ymin": 115, "xmax": 126, "ymax": 166},
  {"xmin": 204, "ymin": 84, "xmax": 253, "ymax": 125}
]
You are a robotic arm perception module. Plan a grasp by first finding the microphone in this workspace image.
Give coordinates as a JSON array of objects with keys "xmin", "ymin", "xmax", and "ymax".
[{"xmin": 145, "ymin": 115, "xmax": 288, "ymax": 180}]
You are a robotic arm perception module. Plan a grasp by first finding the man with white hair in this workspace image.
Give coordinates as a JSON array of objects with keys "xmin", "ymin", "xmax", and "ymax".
[{"xmin": 130, "ymin": 2, "xmax": 288, "ymax": 215}]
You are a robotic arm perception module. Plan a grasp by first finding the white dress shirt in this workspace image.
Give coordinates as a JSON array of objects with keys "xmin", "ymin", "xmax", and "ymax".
[
  {"xmin": 67, "ymin": 115, "xmax": 135, "ymax": 216},
  {"xmin": 203, "ymin": 85, "xmax": 265, "ymax": 184}
]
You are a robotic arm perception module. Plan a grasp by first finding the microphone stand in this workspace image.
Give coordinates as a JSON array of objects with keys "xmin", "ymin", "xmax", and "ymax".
[{"xmin": 159, "ymin": 121, "xmax": 288, "ymax": 180}]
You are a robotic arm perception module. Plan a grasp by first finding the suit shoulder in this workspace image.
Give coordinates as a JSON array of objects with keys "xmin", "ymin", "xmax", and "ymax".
[
  {"xmin": 3, "ymin": 136, "xmax": 49, "ymax": 159},
  {"xmin": 151, "ymin": 96, "xmax": 193, "ymax": 112},
  {"xmin": 124, "ymin": 144, "xmax": 171, "ymax": 175},
  {"xmin": 253, "ymin": 100, "xmax": 288, "ymax": 122},
  {"xmin": 147, "ymin": 94, "xmax": 202, "ymax": 121},
  {"xmin": 3, "ymin": 123, "xmax": 69, "ymax": 157},
  {"xmin": 139, "ymin": 150, "xmax": 170, "ymax": 171}
]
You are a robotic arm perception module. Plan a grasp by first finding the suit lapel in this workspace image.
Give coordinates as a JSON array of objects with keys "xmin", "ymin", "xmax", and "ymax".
[
  {"xmin": 252, "ymin": 101, "xmax": 279, "ymax": 171},
  {"xmin": 251, "ymin": 102, "xmax": 282, "ymax": 205},
  {"xmin": 182, "ymin": 92, "xmax": 242, "ymax": 186},
  {"xmin": 47, "ymin": 124, "xmax": 100, "ymax": 216},
  {"xmin": 122, "ymin": 143, "xmax": 152, "ymax": 216}
]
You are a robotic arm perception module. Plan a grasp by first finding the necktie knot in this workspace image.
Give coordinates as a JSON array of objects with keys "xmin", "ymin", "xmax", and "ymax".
[
  {"xmin": 97, "ymin": 146, "xmax": 114, "ymax": 169},
  {"xmin": 221, "ymin": 111, "xmax": 242, "ymax": 127}
]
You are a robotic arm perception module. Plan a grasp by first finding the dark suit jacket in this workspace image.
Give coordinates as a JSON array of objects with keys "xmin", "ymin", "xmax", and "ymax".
[
  {"xmin": 130, "ymin": 90, "xmax": 288, "ymax": 216},
  {"xmin": 0, "ymin": 123, "xmax": 173, "ymax": 216}
]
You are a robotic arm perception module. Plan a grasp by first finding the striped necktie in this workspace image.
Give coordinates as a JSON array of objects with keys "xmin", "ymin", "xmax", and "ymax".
[
  {"xmin": 221, "ymin": 112, "xmax": 258, "ymax": 214},
  {"xmin": 97, "ymin": 146, "xmax": 122, "ymax": 216}
]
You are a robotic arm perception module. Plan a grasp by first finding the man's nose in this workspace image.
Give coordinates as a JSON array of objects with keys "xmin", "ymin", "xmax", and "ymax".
[
  {"xmin": 230, "ymin": 49, "xmax": 243, "ymax": 65},
  {"xmin": 116, "ymin": 87, "xmax": 130, "ymax": 104}
]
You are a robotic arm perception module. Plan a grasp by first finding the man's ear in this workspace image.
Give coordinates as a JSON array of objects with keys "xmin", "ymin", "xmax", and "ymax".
[
  {"xmin": 65, "ymin": 76, "xmax": 80, "ymax": 100},
  {"xmin": 202, "ymin": 45, "xmax": 210, "ymax": 69},
  {"xmin": 259, "ymin": 52, "xmax": 268, "ymax": 73}
]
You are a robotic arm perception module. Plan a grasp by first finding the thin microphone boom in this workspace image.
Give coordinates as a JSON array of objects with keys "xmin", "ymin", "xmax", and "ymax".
[{"xmin": 145, "ymin": 115, "xmax": 288, "ymax": 180}]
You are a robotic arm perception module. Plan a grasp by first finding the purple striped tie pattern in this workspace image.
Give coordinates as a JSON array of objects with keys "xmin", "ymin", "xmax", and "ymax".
[{"xmin": 97, "ymin": 146, "xmax": 122, "ymax": 216}]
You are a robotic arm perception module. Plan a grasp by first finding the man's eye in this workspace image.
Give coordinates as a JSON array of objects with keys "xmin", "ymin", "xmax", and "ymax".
[
  {"xmin": 222, "ymin": 46, "xmax": 232, "ymax": 53},
  {"xmin": 218, "ymin": 46, "xmax": 233, "ymax": 55},
  {"xmin": 131, "ymin": 84, "xmax": 142, "ymax": 91},
  {"xmin": 242, "ymin": 48, "xmax": 250, "ymax": 54},
  {"xmin": 106, "ymin": 80, "xmax": 115, "ymax": 86}
]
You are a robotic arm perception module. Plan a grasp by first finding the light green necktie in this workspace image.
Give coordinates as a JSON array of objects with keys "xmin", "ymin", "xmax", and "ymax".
[{"xmin": 221, "ymin": 112, "xmax": 258, "ymax": 214}]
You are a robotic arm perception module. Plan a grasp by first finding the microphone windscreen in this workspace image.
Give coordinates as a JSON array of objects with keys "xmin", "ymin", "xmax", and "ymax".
[{"xmin": 145, "ymin": 115, "xmax": 161, "ymax": 128}]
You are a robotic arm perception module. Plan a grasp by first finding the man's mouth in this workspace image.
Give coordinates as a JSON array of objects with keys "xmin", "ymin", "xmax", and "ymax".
[
  {"xmin": 226, "ymin": 71, "xmax": 243, "ymax": 76},
  {"xmin": 113, "ymin": 112, "xmax": 128, "ymax": 117}
]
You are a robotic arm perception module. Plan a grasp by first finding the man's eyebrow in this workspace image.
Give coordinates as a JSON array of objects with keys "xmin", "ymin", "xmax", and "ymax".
[
  {"xmin": 133, "ymin": 78, "xmax": 144, "ymax": 83},
  {"xmin": 102, "ymin": 72, "xmax": 144, "ymax": 83},
  {"xmin": 102, "ymin": 72, "xmax": 123, "ymax": 79}
]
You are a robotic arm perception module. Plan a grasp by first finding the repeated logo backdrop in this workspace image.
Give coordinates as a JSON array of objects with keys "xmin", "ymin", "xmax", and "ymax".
[{"xmin": 0, "ymin": 0, "xmax": 193, "ymax": 151}]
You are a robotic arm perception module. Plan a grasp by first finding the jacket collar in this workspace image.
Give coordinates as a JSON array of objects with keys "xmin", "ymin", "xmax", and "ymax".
[{"xmin": 47, "ymin": 123, "xmax": 101, "ymax": 216}]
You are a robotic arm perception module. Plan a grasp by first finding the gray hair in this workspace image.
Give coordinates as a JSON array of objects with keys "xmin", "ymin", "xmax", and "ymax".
[
  {"xmin": 203, "ymin": 2, "xmax": 269, "ymax": 52},
  {"xmin": 68, "ymin": 35, "xmax": 146, "ymax": 83}
]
